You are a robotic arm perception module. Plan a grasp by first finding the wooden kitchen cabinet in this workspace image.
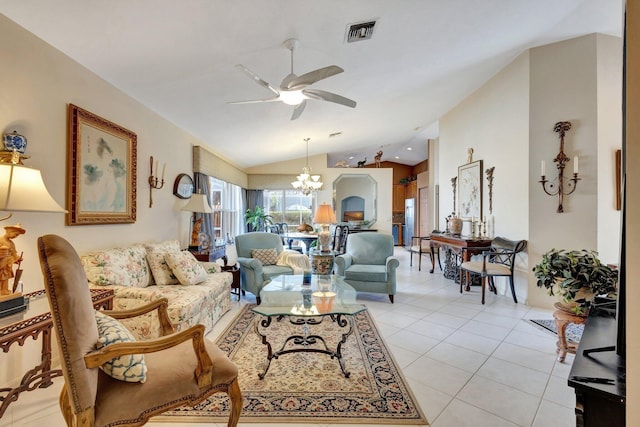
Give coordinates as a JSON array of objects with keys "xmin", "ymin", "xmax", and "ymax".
[
  {"xmin": 406, "ymin": 181, "xmax": 417, "ymax": 199},
  {"xmin": 393, "ymin": 184, "xmax": 406, "ymax": 212}
]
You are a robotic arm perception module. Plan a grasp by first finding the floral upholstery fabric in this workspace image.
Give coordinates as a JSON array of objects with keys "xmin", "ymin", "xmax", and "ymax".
[
  {"xmin": 82, "ymin": 243, "xmax": 232, "ymax": 340},
  {"xmin": 94, "ymin": 310, "xmax": 147, "ymax": 383},
  {"xmin": 89, "ymin": 272, "xmax": 232, "ymax": 340},
  {"xmin": 165, "ymin": 251, "xmax": 208, "ymax": 285},
  {"xmin": 251, "ymin": 248, "xmax": 279, "ymax": 265},
  {"xmin": 144, "ymin": 240, "xmax": 181, "ymax": 285},
  {"xmin": 81, "ymin": 245, "xmax": 151, "ymax": 288}
]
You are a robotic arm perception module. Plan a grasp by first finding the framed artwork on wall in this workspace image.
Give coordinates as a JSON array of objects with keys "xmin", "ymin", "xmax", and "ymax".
[
  {"xmin": 66, "ymin": 104, "xmax": 137, "ymax": 225},
  {"xmin": 458, "ymin": 159, "xmax": 483, "ymax": 219}
]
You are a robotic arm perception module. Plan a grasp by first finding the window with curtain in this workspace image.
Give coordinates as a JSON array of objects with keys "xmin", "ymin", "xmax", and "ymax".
[
  {"xmin": 263, "ymin": 189, "xmax": 315, "ymax": 226},
  {"xmin": 208, "ymin": 177, "xmax": 243, "ymax": 242}
]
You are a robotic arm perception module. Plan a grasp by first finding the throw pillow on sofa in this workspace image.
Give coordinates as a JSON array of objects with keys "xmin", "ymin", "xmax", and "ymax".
[
  {"xmin": 81, "ymin": 245, "xmax": 151, "ymax": 288},
  {"xmin": 165, "ymin": 250, "xmax": 208, "ymax": 285},
  {"xmin": 252, "ymin": 248, "xmax": 279, "ymax": 265},
  {"xmin": 95, "ymin": 310, "xmax": 147, "ymax": 383},
  {"xmin": 144, "ymin": 240, "xmax": 181, "ymax": 285}
]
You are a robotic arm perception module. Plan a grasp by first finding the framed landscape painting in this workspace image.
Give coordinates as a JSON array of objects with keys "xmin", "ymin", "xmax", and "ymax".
[
  {"xmin": 66, "ymin": 104, "xmax": 137, "ymax": 225},
  {"xmin": 458, "ymin": 160, "xmax": 483, "ymax": 219}
]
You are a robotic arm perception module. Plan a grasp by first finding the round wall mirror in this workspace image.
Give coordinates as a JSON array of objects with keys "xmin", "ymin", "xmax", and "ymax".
[
  {"xmin": 173, "ymin": 173, "xmax": 194, "ymax": 199},
  {"xmin": 333, "ymin": 174, "xmax": 377, "ymax": 228}
]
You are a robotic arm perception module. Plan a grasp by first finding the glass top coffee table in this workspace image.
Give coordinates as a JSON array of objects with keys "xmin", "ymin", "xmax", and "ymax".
[{"xmin": 251, "ymin": 274, "xmax": 366, "ymax": 379}]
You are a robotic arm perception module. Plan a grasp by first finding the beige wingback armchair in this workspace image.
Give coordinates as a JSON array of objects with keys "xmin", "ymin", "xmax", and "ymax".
[{"xmin": 38, "ymin": 234, "xmax": 242, "ymax": 427}]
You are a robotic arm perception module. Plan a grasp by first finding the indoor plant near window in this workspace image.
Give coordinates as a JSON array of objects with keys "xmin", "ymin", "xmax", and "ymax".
[
  {"xmin": 533, "ymin": 248, "xmax": 618, "ymax": 315},
  {"xmin": 244, "ymin": 206, "xmax": 272, "ymax": 232}
]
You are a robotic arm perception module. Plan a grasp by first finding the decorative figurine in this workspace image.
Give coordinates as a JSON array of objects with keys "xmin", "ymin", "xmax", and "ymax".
[
  {"xmin": 374, "ymin": 151, "xmax": 383, "ymax": 168},
  {"xmin": 190, "ymin": 217, "xmax": 203, "ymax": 247},
  {"xmin": 0, "ymin": 224, "xmax": 25, "ymax": 296},
  {"xmin": 356, "ymin": 158, "xmax": 367, "ymax": 168}
]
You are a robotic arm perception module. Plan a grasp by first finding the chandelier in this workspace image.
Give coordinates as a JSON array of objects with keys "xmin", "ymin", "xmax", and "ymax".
[{"xmin": 291, "ymin": 138, "xmax": 323, "ymax": 195}]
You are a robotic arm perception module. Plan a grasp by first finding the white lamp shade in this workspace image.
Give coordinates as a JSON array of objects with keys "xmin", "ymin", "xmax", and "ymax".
[
  {"xmin": 0, "ymin": 163, "xmax": 66, "ymax": 213},
  {"xmin": 181, "ymin": 193, "xmax": 213, "ymax": 213},
  {"xmin": 313, "ymin": 203, "xmax": 337, "ymax": 224}
]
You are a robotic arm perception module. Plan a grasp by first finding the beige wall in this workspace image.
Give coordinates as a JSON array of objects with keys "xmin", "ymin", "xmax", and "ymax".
[
  {"xmin": 438, "ymin": 33, "xmax": 622, "ymax": 306},
  {"xmin": 0, "ymin": 15, "xmax": 239, "ymax": 384},
  {"xmin": 528, "ymin": 34, "xmax": 622, "ymax": 308},
  {"xmin": 438, "ymin": 50, "xmax": 531, "ymax": 301}
]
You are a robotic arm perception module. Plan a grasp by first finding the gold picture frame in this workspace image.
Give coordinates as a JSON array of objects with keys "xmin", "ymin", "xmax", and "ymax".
[
  {"xmin": 458, "ymin": 160, "xmax": 483, "ymax": 219},
  {"xmin": 66, "ymin": 104, "xmax": 137, "ymax": 225}
]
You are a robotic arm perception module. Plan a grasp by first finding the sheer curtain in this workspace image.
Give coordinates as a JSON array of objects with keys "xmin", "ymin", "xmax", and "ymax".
[
  {"xmin": 220, "ymin": 180, "xmax": 244, "ymax": 240},
  {"xmin": 193, "ymin": 172, "xmax": 214, "ymax": 245}
]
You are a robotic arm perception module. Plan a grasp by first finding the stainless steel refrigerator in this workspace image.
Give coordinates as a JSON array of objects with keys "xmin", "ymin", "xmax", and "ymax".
[{"xmin": 404, "ymin": 198, "xmax": 416, "ymax": 249}]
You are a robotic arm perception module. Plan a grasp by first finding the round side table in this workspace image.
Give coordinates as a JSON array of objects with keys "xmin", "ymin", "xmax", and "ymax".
[
  {"xmin": 309, "ymin": 250, "xmax": 335, "ymax": 275},
  {"xmin": 552, "ymin": 303, "xmax": 587, "ymax": 362}
]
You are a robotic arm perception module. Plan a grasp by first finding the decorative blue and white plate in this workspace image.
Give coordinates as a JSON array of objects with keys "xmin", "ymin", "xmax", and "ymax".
[{"xmin": 3, "ymin": 131, "xmax": 27, "ymax": 153}]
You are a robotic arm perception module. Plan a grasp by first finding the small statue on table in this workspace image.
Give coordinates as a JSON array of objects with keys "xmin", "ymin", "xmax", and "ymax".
[
  {"xmin": 0, "ymin": 224, "xmax": 25, "ymax": 296},
  {"xmin": 190, "ymin": 217, "xmax": 203, "ymax": 248}
]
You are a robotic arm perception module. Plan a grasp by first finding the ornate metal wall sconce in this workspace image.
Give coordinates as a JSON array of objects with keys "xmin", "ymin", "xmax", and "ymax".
[
  {"xmin": 148, "ymin": 156, "xmax": 165, "ymax": 207},
  {"xmin": 451, "ymin": 177, "xmax": 457, "ymax": 213},
  {"xmin": 485, "ymin": 166, "xmax": 495, "ymax": 214},
  {"xmin": 539, "ymin": 121, "xmax": 580, "ymax": 213}
]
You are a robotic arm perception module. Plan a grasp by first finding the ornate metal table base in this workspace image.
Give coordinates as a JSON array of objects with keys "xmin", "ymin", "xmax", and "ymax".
[{"xmin": 254, "ymin": 314, "xmax": 355, "ymax": 379}]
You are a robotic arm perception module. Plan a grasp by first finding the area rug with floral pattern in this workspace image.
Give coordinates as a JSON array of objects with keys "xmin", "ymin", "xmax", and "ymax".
[
  {"xmin": 529, "ymin": 319, "xmax": 585, "ymax": 343},
  {"xmin": 153, "ymin": 304, "xmax": 428, "ymax": 424}
]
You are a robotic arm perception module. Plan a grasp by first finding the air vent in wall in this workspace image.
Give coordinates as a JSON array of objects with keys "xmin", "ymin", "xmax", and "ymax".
[{"xmin": 346, "ymin": 20, "xmax": 376, "ymax": 43}]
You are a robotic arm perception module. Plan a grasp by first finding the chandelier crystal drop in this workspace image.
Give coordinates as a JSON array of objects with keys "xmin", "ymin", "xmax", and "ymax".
[{"xmin": 291, "ymin": 138, "xmax": 323, "ymax": 195}]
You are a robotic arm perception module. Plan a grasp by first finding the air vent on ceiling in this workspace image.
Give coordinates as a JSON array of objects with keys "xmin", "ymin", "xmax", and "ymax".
[{"xmin": 346, "ymin": 20, "xmax": 376, "ymax": 43}]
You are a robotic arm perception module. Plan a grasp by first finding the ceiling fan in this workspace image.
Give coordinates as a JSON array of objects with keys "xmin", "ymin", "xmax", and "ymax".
[{"xmin": 229, "ymin": 38, "xmax": 357, "ymax": 120}]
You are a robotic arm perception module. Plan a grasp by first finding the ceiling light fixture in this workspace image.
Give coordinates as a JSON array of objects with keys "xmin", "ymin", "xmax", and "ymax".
[
  {"xmin": 279, "ymin": 90, "xmax": 305, "ymax": 106},
  {"xmin": 291, "ymin": 138, "xmax": 323, "ymax": 195}
]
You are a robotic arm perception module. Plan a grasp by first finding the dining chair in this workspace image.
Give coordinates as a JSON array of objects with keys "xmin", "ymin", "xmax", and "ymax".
[
  {"xmin": 459, "ymin": 237, "xmax": 527, "ymax": 304},
  {"xmin": 331, "ymin": 224, "xmax": 349, "ymax": 254}
]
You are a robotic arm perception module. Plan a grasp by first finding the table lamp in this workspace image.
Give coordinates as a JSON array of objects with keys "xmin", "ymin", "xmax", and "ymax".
[
  {"xmin": 313, "ymin": 203, "xmax": 336, "ymax": 253},
  {"xmin": 0, "ymin": 154, "xmax": 66, "ymax": 315},
  {"xmin": 181, "ymin": 192, "xmax": 213, "ymax": 251}
]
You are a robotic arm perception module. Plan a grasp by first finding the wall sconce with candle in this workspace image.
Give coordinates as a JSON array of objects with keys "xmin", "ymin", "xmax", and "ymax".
[
  {"xmin": 148, "ymin": 156, "xmax": 165, "ymax": 208},
  {"xmin": 539, "ymin": 121, "xmax": 580, "ymax": 213}
]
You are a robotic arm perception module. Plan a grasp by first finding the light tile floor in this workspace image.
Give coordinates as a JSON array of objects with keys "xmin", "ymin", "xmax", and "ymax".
[{"xmin": 2, "ymin": 248, "xmax": 577, "ymax": 427}]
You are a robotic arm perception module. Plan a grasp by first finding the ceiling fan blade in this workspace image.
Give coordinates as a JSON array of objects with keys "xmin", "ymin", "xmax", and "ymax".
[
  {"xmin": 227, "ymin": 97, "xmax": 280, "ymax": 104},
  {"xmin": 284, "ymin": 65, "xmax": 344, "ymax": 90},
  {"xmin": 235, "ymin": 64, "xmax": 280, "ymax": 96},
  {"xmin": 291, "ymin": 100, "xmax": 307, "ymax": 120},
  {"xmin": 303, "ymin": 89, "xmax": 357, "ymax": 108}
]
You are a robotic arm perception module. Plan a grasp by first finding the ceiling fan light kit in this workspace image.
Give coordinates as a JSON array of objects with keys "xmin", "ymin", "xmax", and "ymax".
[{"xmin": 230, "ymin": 38, "xmax": 356, "ymax": 120}]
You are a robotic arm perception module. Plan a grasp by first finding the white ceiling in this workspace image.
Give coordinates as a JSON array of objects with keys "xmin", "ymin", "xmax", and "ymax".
[{"xmin": 0, "ymin": 0, "xmax": 622, "ymax": 169}]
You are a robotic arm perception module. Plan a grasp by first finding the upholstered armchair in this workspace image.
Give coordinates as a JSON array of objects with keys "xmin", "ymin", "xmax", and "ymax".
[
  {"xmin": 235, "ymin": 232, "xmax": 297, "ymax": 304},
  {"xmin": 38, "ymin": 234, "xmax": 242, "ymax": 427},
  {"xmin": 334, "ymin": 232, "xmax": 399, "ymax": 303}
]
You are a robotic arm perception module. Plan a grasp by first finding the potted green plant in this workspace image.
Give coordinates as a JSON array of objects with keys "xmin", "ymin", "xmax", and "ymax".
[
  {"xmin": 244, "ymin": 206, "xmax": 273, "ymax": 232},
  {"xmin": 533, "ymin": 248, "xmax": 618, "ymax": 315}
]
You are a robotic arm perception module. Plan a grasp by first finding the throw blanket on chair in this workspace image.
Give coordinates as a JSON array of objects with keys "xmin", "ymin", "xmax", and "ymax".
[{"xmin": 277, "ymin": 250, "xmax": 310, "ymax": 274}]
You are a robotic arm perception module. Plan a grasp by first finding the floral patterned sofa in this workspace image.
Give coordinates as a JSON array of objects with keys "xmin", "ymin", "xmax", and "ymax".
[{"xmin": 80, "ymin": 240, "xmax": 232, "ymax": 339}]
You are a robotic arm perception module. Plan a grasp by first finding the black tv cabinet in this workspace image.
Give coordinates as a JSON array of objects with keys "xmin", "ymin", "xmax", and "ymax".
[{"xmin": 568, "ymin": 313, "xmax": 625, "ymax": 426}]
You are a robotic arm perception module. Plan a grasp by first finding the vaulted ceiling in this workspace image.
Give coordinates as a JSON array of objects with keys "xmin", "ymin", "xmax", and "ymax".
[{"xmin": 0, "ymin": 0, "xmax": 622, "ymax": 168}]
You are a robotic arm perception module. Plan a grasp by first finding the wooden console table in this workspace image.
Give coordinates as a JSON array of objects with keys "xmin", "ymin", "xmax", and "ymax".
[
  {"xmin": 429, "ymin": 233, "xmax": 492, "ymax": 287},
  {"xmin": 0, "ymin": 288, "xmax": 113, "ymax": 418}
]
